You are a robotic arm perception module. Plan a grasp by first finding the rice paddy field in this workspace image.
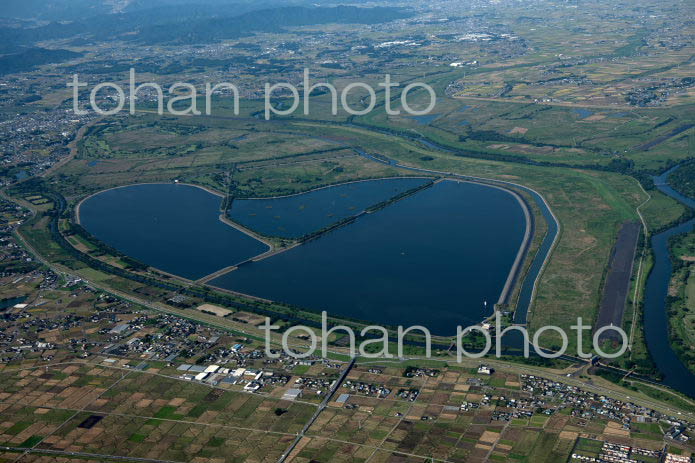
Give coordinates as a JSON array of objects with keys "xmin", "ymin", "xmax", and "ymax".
[{"xmin": 0, "ymin": 359, "xmax": 685, "ymax": 463}]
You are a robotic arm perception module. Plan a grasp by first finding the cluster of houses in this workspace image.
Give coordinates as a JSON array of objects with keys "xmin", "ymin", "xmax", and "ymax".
[
  {"xmin": 668, "ymin": 426, "xmax": 691, "ymax": 445},
  {"xmin": 177, "ymin": 363, "xmax": 290, "ymax": 392},
  {"xmin": 342, "ymin": 380, "xmax": 391, "ymax": 398},
  {"xmin": 571, "ymin": 441, "xmax": 671, "ymax": 463},
  {"xmin": 666, "ymin": 454, "xmax": 693, "ymax": 463},
  {"xmin": 520, "ymin": 374, "xmax": 691, "ymax": 432},
  {"xmin": 598, "ymin": 442, "xmax": 660, "ymax": 463},
  {"xmin": 403, "ymin": 367, "xmax": 439, "ymax": 378},
  {"xmin": 397, "ymin": 388, "xmax": 420, "ymax": 402},
  {"xmin": 0, "ymin": 105, "xmax": 96, "ymax": 178},
  {"xmin": 460, "ymin": 401, "xmax": 480, "ymax": 412},
  {"xmin": 294, "ymin": 376, "xmax": 335, "ymax": 396},
  {"xmin": 491, "ymin": 396, "xmax": 535, "ymax": 421}
]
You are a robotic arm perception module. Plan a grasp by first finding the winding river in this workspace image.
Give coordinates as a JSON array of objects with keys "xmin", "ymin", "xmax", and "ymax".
[{"xmin": 643, "ymin": 164, "xmax": 695, "ymax": 396}]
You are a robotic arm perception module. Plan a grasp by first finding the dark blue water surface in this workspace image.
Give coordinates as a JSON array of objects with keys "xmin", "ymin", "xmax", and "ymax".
[
  {"xmin": 0, "ymin": 296, "xmax": 26, "ymax": 312},
  {"xmin": 229, "ymin": 178, "xmax": 429, "ymax": 239},
  {"xmin": 511, "ymin": 188, "xmax": 558, "ymax": 324},
  {"xmin": 643, "ymin": 165, "xmax": 695, "ymax": 397},
  {"xmin": 410, "ymin": 113, "xmax": 441, "ymax": 125},
  {"xmin": 79, "ymin": 184, "xmax": 269, "ymax": 281},
  {"xmin": 573, "ymin": 108, "xmax": 594, "ymax": 119},
  {"xmin": 348, "ymin": 136, "xmax": 558, "ymax": 326},
  {"xmin": 212, "ymin": 180, "xmax": 527, "ymax": 335}
]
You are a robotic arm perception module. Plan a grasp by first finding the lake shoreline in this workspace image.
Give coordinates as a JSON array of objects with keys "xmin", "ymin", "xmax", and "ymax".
[
  {"xmin": 205, "ymin": 177, "xmax": 532, "ymax": 312},
  {"xmin": 74, "ymin": 175, "xmax": 540, "ymax": 334}
]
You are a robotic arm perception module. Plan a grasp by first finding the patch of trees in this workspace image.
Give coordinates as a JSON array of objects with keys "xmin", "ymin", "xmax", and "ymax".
[
  {"xmin": 458, "ymin": 128, "xmax": 603, "ymax": 154},
  {"xmin": 458, "ymin": 129, "xmax": 520, "ymax": 144},
  {"xmin": 651, "ymin": 208, "xmax": 695, "ymax": 236},
  {"xmin": 18, "ymin": 95, "xmax": 42, "ymax": 104},
  {"xmin": 295, "ymin": 215, "xmax": 360, "ymax": 244},
  {"xmin": 365, "ymin": 179, "xmax": 435, "ymax": 214},
  {"xmin": 345, "ymin": 118, "xmax": 536, "ymax": 165},
  {"xmin": 66, "ymin": 223, "xmax": 148, "ymax": 272},
  {"xmin": 8, "ymin": 177, "xmax": 44, "ymax": 195},
  {"xmin": 0, "ymin": 48, "xmax": 81, "ymax": 76},
  {"xmin": 669, "ymin": 162, "xmax": 695, "ymax": 199},
  {"xmin": 319, "ymin": 62, "xmax": 344, "ymax": 70},
  {"xmin": 0, "ymin": 261, "xmax": 40, "ymax": 274},
  {"xmin": 669, "ymin": 232, "xmax": 695, "ymax": 274}
]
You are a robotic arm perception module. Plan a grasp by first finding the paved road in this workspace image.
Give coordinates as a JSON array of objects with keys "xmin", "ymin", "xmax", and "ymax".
[
  {"xmin": 278, "ymin": 358, "xmax": 356, "ymax": 463},
  {"xmin": 1, "ymin": 446, "xmax": 185, "ymax": 463}
]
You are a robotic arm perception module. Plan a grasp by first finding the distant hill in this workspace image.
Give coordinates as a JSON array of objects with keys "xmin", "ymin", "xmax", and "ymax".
[
  {"xmin": 136, "ymin": 6, "xmax": 413, "ymax": 44},
  {"xmin": 0, "ymin": 0, "xmax": 115, "ymax": 21},
  {"xmin": 0, "ymin": 0, "xmax": 304, "ymax": 22},
  {"xmin": 0, "ymin": 48, "xmax": 82, "ymax": 75},
  {"xmin": 0, "ymin": 0, "xmax": 400, "ymax": 22},
  {"xmin": 0, "ymin": 5, "xmax": 412, "ymax": 47}
]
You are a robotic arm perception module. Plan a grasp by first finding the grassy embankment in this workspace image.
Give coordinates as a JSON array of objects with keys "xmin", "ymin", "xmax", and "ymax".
[{"xmin": 666, "ymin": 232, "xmax": 695, "ymax": 375}]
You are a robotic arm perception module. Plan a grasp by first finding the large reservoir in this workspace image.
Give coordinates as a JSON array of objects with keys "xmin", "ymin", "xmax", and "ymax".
[
  {"xmin": 79, "ymin": 179, "xmax": 528, "ymax": 335},
  {"xmin": 78, "ymin": 183, "xmax": 269, "ymax": 281}
]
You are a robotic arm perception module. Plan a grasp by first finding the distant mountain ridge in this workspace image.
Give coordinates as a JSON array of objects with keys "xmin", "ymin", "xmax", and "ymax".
[
  {"xmin": 137, "ymin": 5, "xmax": 412, "ymax": 44},
  {"xmin": 0, "ymin": 0, "xmax": 247, "ymax": 21},
  {"xmin": 0, "ymin": 4, "xmax": 412, "ymax": 47},
  {"xmin": 1, "ymin": 0, "xmax": 116, "ymax": 21}
]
